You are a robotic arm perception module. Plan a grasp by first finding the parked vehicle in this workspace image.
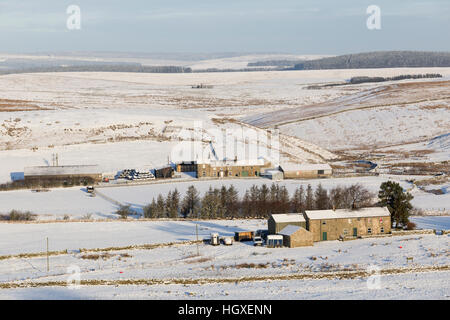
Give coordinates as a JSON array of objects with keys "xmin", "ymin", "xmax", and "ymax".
[
  {"xmin": 253, "ymin": 235, "xmax": 263, "ymax": 246},
  {"xmin": 222, "ymin": 236, "xmax": 233, "ymax": 246},
  {"xmin": 86, "ymin": 186, "xmax": 95, "ymax": 193}
]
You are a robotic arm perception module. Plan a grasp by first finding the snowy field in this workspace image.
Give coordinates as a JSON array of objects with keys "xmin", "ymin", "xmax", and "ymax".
[
  {"xmin": 0, "ymin": 219, "xmax": 447, "ymax": 299},
  {"xmin": 411, "ymin": 216, "xmax": 450, "ymax": 230},
  {"xmin": 0, "ymin": 63, "xmax": 448, "ymax": 299},
  {"xmin": 0, "ymin": 69, "xmax": 449, "ymax": 179},
  {"xmin": 0, "ymin": 219, "xmax": 266, "ymax": 255},
  {"xmin": 1, "ymin": 271, "xmax": 447, "ymax": 300},
  {"xmin": 0, "ymin": 216, "xmax": 448, "ymax": 256},
  {"xmin": 0, "ymin": 175, "xmax": 448, "ymax": 219}
]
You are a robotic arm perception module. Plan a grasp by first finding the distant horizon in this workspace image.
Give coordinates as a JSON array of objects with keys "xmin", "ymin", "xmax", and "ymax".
[{"xmin": 1, "ymin": 49, "xmax": 449, "ymax": 57}]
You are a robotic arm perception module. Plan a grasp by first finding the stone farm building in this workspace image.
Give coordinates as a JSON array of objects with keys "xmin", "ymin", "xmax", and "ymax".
[
  {"xmin": 305, "ymin": 207, "xmax": 391, "ymax": 242},
  {"xmin": 177, "ymin": 159, "xmax": 271, "ymax": 178},
  {"xmin": 280, "ymin": 162, "xmax": 332, "ymax": 179},
  {"xmin": 268, "ymin": 213, "xmax": 307, "ymax": 234},
  {"xmin": 278, "ymin": 225, "xmax": 314, "ymax": 248},
  {"xmin": 23, "ymin": 165, "xmax": 102, "ymax": 184}
]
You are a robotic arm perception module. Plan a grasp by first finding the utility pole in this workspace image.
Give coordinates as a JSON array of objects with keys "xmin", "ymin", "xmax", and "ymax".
[
  {"xmin": 196, "ymin": 224, "xmax": 199, "ymax": 256},
  {"xmin": 46, "ymin": 237, "xmax": 49, "ymax": 272}
]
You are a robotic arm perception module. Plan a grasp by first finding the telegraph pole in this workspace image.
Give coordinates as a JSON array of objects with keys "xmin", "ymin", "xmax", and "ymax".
[
  {"xmin": 46, "ymin": 237, "xmax": 49, "ymax": 272},
  {"xmin": 196, "ymin": 224, "xmax": 199, "ymax": 256}
]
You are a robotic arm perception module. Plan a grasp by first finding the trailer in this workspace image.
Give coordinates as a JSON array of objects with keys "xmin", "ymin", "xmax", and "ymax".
[
  {"xmin": 234, "ymin": 231, "xmax": 254, "ymax": 242},
  {"xmin": 267, "ymin": 235, "xmax": 283, "ymax": 248},
  {"xmin": 210, "ymin": 233, "xmax": 220, "ymax": 246}
]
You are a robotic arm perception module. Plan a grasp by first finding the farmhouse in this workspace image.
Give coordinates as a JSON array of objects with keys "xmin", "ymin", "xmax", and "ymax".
[
  {"xmin": 23, "ymin": 165, "xmax": 102, "ymax": 184},
  {"xmin": 304, "ymin": 207, "xmax": 391, "ymax": 242},
  {"xmin": 196, "ymin": 158, "xmax": 270, "ymax": 178},
  {"xmin": 278, "ymin": 225, "xmax": 314, "ymax": 247},
  {"xmin": 268, "ymin": 213, "xmax": 306, "ymax": 234},
  {"xmin": 280, "ymin": 162, "xmax": 332, "ymax": 179}
]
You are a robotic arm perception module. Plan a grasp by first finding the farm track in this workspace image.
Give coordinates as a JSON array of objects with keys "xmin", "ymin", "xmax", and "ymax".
[{"xmin": 0, "ymin": 264, "xmax": 448, "ymax": 289}]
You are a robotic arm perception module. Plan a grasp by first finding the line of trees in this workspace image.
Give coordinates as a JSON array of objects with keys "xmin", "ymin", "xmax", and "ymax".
[
  {"xmin": 142, "ymin": 183, "xmax": 375, "ymax": 220},
  {"xmin": 349, "ymin": 74, "xmax": 442, "ymax": 84},
  {"xmin": 294, "ymin": 51, "xmax": 450, "ymax": 70},
  {"xmin": 0, "ymin": 65, "xmax": 192, "ymax": 75}
]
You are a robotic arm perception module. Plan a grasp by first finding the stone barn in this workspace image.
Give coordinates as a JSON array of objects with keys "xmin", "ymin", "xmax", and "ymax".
[
  {"xmin": 23, "ymin": 165, "xmax": 102, "ymax": 185},
  {"xmin": 305, "ymin": 207, "xmax": 391, "ymax": 242},
  {"xmin": 280, "ymin": 163, "xmax": 332, "ymax": 179},
  {"xmin": 268, "ymin": 213, "xmax": 306, "ymax": 235},
  {"xmin": 196, "ymin": 159, "xmax": 269, "ymax": 178},
  {"xmin": 278, "ymin": 225, "xmax": 314, "ymax": 247}
]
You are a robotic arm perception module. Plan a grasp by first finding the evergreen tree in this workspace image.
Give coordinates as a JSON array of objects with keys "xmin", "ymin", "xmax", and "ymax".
[
  {"xmin": 143, "ymin": 198, "xmax": 157, "ymax": 218},
  {"xmin": 278, "ymin": 185, "xmax": 290, "ymax": 213},
  {"xmin": 241, "ymin": 190, "xmax": 252, "ymax": 218},
  {"xmin": 314, "ymin": 183, "xmax": 329, "ymax": 210},
  {"xmin": 169, "ymin": 188, "xmax": 180, "ymax": 218},
  {"xmin": 259, "ymin": 184, "xmax": 270, "ymax": 217},
  {"xmin": 305, "ymin": 184, "xmax": 314, "ymax": 210},
  {"xmin": 200, "ymin": 187, "xmax": 220, "ymax": 219},
  {"xmin": 219, "ymin": 186, "xmax": 228, "ymax": 218},
  {"xmin": 378, "ymin": 181, "xmax": 413, "ymax": 228},
  {"xmin": 181, "ymin": 185, "xmax": 200, "ymax": 218},
  {"xmin": 156, "ymin": 194, "xmax": 166, "ymax": 218},
  {"xmin": 226, "ymin": 185, "xmax": 239, "ymax": 218},
  {"xmin": 249, "ymin": 185, "xmax": 260, "ymax": 217},
  {"xmin": 291, "ymin": 185, "xmax": 305, "ymax": 212}
]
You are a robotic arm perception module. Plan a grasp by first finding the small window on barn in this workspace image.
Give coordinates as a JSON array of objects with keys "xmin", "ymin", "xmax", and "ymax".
[
  {"xmin": 322, "ymin": 220, "xmax": 326, "ymax": 225},
  {"xmin": 202, "ymin": 171, "xmax": 206, "ymax": 177},
  {"xmin": 380, "ymin": 227, "xmax": 384, "ymax": 233},
  {"xmin": 368, "ymin": 228, "xmax": 372, "ymax": 234},
  {"xmin": 318, "ymin": 170, "xmax": 324, "ymax": 174},
  {"xmin": 343, "ymin": 229, "xmax": 348, "ymax": 235}
]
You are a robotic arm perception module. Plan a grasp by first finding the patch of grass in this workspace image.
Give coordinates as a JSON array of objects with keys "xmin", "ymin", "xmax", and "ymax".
[
  {"xmin": 0, "ymin": 210, "xmax": 36, "ymax": 221},
  {"xmin": 81, "ymin": 253, "xmax": 114, "ymax": 260}
]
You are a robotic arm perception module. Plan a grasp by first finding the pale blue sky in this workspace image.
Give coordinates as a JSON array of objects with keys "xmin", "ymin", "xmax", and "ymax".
[{"xmin": 0, "ymin": 0, "xmax": 448, "ymax": 54}]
